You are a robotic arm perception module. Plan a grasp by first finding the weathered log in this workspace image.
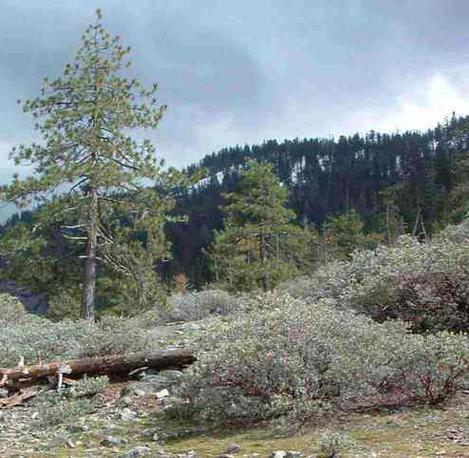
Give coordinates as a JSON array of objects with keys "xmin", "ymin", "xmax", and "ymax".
[
  {"xmin": 0, "ymin": 349, "xmax": 195, "ymax": 387},
  {"xmin": 0, "ymin": 387, "xmax": 39, "ymax": 409}
]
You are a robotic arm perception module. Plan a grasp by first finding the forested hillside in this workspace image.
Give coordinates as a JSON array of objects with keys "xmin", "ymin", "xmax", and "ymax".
[{"xmin": 168, "ymin": 115, "xmax": 469, "ymax": 286}]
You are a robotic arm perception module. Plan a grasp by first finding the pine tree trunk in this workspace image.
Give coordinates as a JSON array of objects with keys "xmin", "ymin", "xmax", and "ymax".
[
  {"xmin": 385, "ymin": 201, "xmax": 391, "ymax": 245},
  {"xmin": 260, "ymin": 231, "xmax": 269, "ymax": 291},
  {"xmin": 81, "ymin": 187, "xmax": 98, "ymax": 321}
]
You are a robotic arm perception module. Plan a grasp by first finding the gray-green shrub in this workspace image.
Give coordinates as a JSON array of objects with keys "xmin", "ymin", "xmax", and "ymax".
[
  {"xmin": 0, "ymin": 293, "xmax": 26, "ymax": 325},
  {"xmin": 177, "ymin": 293, "xmax": 468, "ymax": 423},
  {"xmin": 318, "ymin": 431, "xmax": 354, "ymax": 458},
  {"xmin": 68, "ymin": 375, "xmax": 110, "ymax": 398},
  {"xmin": 0, "ymin": 312, "xmax": 162, "ymax": 367},
  {"xmin": 281, "ymin": 222, "xmax": 469, "ymax": 332},
  {"xmin": 164, "ymin": 289, "xmax": 243, "ymax": 322}
]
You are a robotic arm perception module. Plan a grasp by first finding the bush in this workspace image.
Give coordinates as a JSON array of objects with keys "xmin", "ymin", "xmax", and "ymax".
[
  {"xmin": 79, "ymin": 314, "xmax": 162, "ymax": 357},
  {"xmin": 68, "ymin": 375, "xmax": 110, "ymax": 398},
  {"xmin": 40, "ymin": 398, "xmax": 93, "ymax": 427},
  {"xmin": 176, "ymin": 293, "xmax": 468, "ymax": 424},
  {"xmin": 0, "ymin": 312, "xmax": 162, "ymax": 367},
  {"xmin": 318, "ymin": 431, "xmax": 354, "ymax": 458},
  {"xmin": 164, "ymin": 289, "xmax": 243, "ymax": 322},
  {"xmin": 0, "ymin": 293, "xmax": 26, "ymax": 324},
  {"xmin": 48, "ymin": 286, "xmax": 81, "ymax": 321},
  {"xmin": 280, "ymin": 225, "xmax": 469, "ymax": 332}
]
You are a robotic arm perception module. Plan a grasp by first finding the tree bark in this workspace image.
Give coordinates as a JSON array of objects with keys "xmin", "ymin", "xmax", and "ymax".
[
  {"xmin": 81, "ymin": 186, "xmax": 98, "ymax": 321},
  {"xmin": 0, "ymin": 349, "xmax": 195, "ymax": 387},
  {"xmin": 260, "ymin": 230, "xmax": 269, "ymax": 291}
]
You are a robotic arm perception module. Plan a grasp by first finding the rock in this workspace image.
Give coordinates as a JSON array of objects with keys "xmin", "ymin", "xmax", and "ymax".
[
  {"xmin": 271, "ymin": 452, "xmax": 287, "ymax": 458},
  {"xmin": 227, "ymin": 443, "xmax": 241, "ymax": 454},
  {"xmin": 0, "ymin": 411, "xmax": 5, "ymax": 422},
  {"xmin": 119, "ymin": 407, "xmax": 137, "ymax": 421},
  {"xmin": 0, "ymin": 388, "xmax": 9, "ymax": 398},
  {"xmin": 140, "ymin": 369, "xmax": 183, "ymax": 388},
  {"xmin": 176, "ymin": 452, "xmax": 197, "ymax": 458},
  {"xmin": 101, "ymin": 436, "xmax": 121, "ymax": 447},
  {"xmin": 285, "ymin": 453, "xmax": 303, "ymax": 458},
  {"xmin": 133, "ymin": 389, "xmax": 146, "ymax": 398},
  {"xmin": 156, "ymin": 388, "xmax": 170, "ymax": 399},
  {"xmin": 65, "ymin": 439, "xmax": 76, "ymax": 449},
  {"xmin": 121, "ymin": 445, "xmax": 152, "ymax": 457},
  {"xmin": 154, "ymin": 452, "xmax": 172, "ymax": 458},
  {"xmin": 118, "ymin": 395, "xmax": 133, "ymax": 407},
  {"xmin": 217, "ymin": 455, "xmax": 234, "ymax": 458},
  {"xmin": 67, "ymin": 424, "xmax": 86, "ymax": 433}
]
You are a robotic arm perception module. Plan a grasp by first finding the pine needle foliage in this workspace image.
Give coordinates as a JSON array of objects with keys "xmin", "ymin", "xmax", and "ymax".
[{"xmin": 4, "ymin": 10, "xmax": 173, "ymax": 319}]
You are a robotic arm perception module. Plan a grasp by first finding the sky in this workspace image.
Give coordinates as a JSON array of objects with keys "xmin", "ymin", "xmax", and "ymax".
[{"xmin": 1, "ymin": 0, "xmax": 469, "ymax": 186}]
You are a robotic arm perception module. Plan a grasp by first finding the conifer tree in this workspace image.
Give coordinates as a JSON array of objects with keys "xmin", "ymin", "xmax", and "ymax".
[
  {"xmin": 209, "ymin": 160, "xmax": 313, "ymax": 291},
  {"xmin": 5, "ymin": 10, "xmax": 168, "ymax": 320},
  {"xmin": 323, "ymin": 209, "xmax": 381, "ymax": 260}
]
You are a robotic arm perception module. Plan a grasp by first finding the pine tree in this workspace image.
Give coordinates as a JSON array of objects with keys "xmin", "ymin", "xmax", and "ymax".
[
  {"xmin": 209, "ymin": 160, "xmax": 311, "ymax": 292},
  {"xmin": 5, "ymin": 10, "xmax": 168, "ymax": 320},
  {"xmin": 323, "ymin": 209, "xmax": 381, "ymax": 260}
]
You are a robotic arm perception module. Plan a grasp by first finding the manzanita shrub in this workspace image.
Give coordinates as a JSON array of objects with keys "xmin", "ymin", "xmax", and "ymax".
[
  {"xmin": 281, "ymin": 219, "xmax": 469, "ymax": 332},
  {"xmin": 177, "ymin": 293, "xmax": 468, "ymax": 424},
  {"xmin": 164, "ymin": 289, "xmax": 244, "ymax": 322},
  {"xmin": 0, "ymin": 295, "xmax": 162, "ymax": 366}
]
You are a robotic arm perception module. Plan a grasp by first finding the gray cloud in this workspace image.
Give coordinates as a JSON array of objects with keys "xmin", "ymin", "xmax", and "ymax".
[{"xmin": 1, "ymin": 0, "xmax": 469, "ymax": 180}]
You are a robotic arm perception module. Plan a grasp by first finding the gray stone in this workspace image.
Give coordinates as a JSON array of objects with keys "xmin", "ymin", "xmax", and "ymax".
[
  {"xmin": 119, "ymin": 407, "xmax": 137, "ymax": 421},
  {"xmin": 118, "ymin": 395, "xmax": 133, "ymax": 407},
  {"xmin": 0, "ymin": 388, "xmax": 9, "ymax": 398},
  {"xmin": 101, "ymin": 436, "xmax": 121, "ymax": 447},
  {"xmin": 226, "ymin": 443, "xmax": 241, "ymax": 454},
  {"xmin": 122, "ymin": 446, "xmax": 152, "ymax": 457},
  {"xmin": 65, "ymin": 439, "xmax": 76, "ymax": 449},
  {"xmin": 285, "ymin": 453, "xmax": 303, "ymax": 458},
  {"xmin": 271, "ymin": 452, "xmax": 287, "ymax": 458}
]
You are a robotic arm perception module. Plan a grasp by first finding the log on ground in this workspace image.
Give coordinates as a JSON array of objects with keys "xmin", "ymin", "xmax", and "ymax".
[{"xmin": 0, "ymin": 349, "xmax": 195, "ymax": 387}]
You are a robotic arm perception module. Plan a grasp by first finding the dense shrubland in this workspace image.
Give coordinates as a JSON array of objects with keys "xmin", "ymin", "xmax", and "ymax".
[
  {"xmin": 0, "ymin": 293, "xmax": 162, "ymax": 367},
  {"xmin": 164, "ymin": 289, "xmax": 244, "ymax": 322},
  {"xmin": 281, "ymin": 220, "xmax": 469, "ymax": 333},
  {"xmin": 0, "ymin": 223, "xmax": 468, "ymax": 433},
  {"xmin": 175, "ymin": 292, "xmax": 467, "ymax": 425}
]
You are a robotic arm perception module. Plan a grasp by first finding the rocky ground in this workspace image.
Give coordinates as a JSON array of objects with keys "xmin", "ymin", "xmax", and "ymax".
[{"xmin": 0, "ymin": 321, "xmax": 468, "ymax": 457}]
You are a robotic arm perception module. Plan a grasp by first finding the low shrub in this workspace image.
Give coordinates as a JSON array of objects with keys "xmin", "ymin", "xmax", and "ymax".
[
  {"xmin": 68, "ymin": 375, "xmax": 110, "ymax": 398},
  {"xmin": 280, "ymin": 223, "xmax": 469, "ymax": 332},
  {"xmin": 318, "ymin": 431, "xmax": 354, "ymax": 458},
  {"xmin": 0, "ymin": 312, "xmax": 162, "ymax": 367},
  {"xmin": 39, "ymin": 398, "xmax": 94, "ymax": 427},
  {"xmin": 0, "ymin": 293, "xmax": 26, "ymax": 324},
  {"xmin": 164, "ymin": 289, "xmax": 243, "ymax": 322},
  {"xmin": 176, "ymin": 293, "xmax": 468, "ymax": 424},
  {"xmin": 79, "ymin": 314, "xmax": 161, "ymax": 357}
]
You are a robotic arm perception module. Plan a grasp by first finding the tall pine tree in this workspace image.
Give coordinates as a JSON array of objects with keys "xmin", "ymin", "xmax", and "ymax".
[
  {"xmin": 5, "ymin": 10, "xmax": 168, "ymax": 320},
  {"xmin": 209, "ymin": 160, "xmax": 314, "ymax": 291}
]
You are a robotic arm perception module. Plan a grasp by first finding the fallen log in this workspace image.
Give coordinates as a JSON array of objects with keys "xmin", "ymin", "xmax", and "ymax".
[
  {"xmin": 0, "ymin": 387, "xmax": 39, "ymax": 409},
  {"xmin": 0, "ymin": 349, "xmax": 195, "ymax": 387}
]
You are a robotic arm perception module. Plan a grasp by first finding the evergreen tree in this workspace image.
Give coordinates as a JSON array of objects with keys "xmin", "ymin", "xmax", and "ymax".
[
  {"xmin": 323, "ymin": 209, "xmax": 381, "ymax": 260},
  {"xmin": 4, "ymin": 10, "xmax": 169, "ymax": 320},
  {"xmin": 209, "ymin": 160, "xmax": 313, "ymax": 292}
]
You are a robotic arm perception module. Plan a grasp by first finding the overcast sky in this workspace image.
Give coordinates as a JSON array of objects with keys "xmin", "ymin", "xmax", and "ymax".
[{"xmin": 1, "ymin": 0, "xmax": 469, "ymax": 184}]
